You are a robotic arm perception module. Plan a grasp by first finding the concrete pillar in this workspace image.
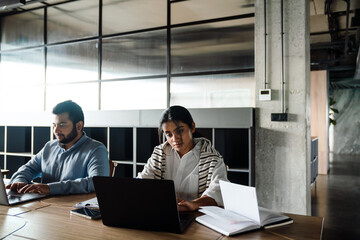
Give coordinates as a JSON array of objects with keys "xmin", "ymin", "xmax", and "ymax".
[{"xmin": 255, "ymin": 0, "xmax": 311, "ymax": 215}]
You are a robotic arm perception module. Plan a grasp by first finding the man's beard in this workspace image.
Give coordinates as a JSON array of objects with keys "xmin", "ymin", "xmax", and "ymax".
[{"xmin": 58, "ymin": 126, "xmax": 78, "ymax": 144}]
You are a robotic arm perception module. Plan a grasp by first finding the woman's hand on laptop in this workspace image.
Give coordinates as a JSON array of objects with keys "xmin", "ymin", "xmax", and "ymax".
[
  {"xmin": 5, "ymin": 182, "xmax": 27, "ymax": 192},
  {"xmin": 17, "ymin": 183, "xmax": 50, "ymax": 195},
  {"xmin": 178, "ymin": 195, "xmax": 218, "ymax": 212},
  {"xmin": 177, "ymin": 199, "xmax": 200, "ymax": 212}
]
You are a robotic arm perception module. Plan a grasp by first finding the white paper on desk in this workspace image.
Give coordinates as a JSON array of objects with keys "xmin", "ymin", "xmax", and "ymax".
[
  {"xmin": 219, "ymin": 180, "xmax": 260, "ymax": 225},
  {"xmin": 73, "ymin": 197, "xmax": 99, "ymax": 209},
  {"xmin": 0, "ymin": 215, "xmax": 27, "ymax": 239}
]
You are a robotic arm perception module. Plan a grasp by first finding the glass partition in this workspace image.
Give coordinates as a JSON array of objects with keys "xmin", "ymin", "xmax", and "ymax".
[
  {"xmin": 46, "ymin": 82, "xmax": 99, "ymax": 111},
  {"xmin": 102, "ymin": 0, "xmax": 166, "ymax": 35},
  {"xmin": 0, "ymin": 48, "xmax": 45, "ymax": 86},
  {"xmin": 170, "ymin": 72, "xmax": 255, "ymax": 108},
  {"xmin": 47, "ymin": 0, "xmax": 99, "ymax": 43},
  {"xmin": 171, "ymin": 0, "xmax": 254, "ymax": 24},
  {"xmin": 0, "ymin": 85, "xmax": 45, "ymax": 112},
  {"xmin": 101, "ymin": 78, "xmax": 167, "ymax": 110},
  {"xmin": 102, "ymin": 30, "xmax": 167, "ymax": 80},
  {"xmin": 0, "ymin": 48, "xmax": 45, "ymax": 112},
  {"xmin": 171, "ymin": 18, "xmax": 254, "ymax": 73},
  {"xmin": 0, "ymin": 0, "xmax": 255, "ymax": 112},
  {"xmin": 46, "ymin": 41, "xmax": 98, "ymax": 84},
  {"xmin": 0, "ymin": 9, "xmax": 44, "ymax": 50}
]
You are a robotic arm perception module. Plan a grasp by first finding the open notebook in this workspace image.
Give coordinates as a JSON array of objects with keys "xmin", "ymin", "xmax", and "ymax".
[
  {"xmin": 196, "ymin": 181, "xmax": 293, "ymax": 236},
  {"xmin": 0, "ymin": 171, "xmax": 47, "ymax": 206}
]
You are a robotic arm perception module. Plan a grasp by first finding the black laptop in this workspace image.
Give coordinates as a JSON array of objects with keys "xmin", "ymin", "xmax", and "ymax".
[{"xmin": 93, "ymin": 177, "xmax": 195, "ymax": 234}]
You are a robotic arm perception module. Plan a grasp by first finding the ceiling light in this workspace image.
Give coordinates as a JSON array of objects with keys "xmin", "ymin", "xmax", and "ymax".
[{"xmin": 0, "ymin": 0, "xmax": 26, "ymax": 10}]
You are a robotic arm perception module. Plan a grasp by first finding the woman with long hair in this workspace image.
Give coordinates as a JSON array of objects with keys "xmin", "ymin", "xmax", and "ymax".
[{"xmin": 138, "ymin": 105, "xmax": 228, "ymax": 211}]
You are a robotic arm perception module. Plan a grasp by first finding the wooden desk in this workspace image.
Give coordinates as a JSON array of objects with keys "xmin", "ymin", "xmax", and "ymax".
[
  {"xmin": 223, "ymin": 213, "xmax": 324, "ymax": 240},
  {"xmin": 0, "ymin": 194, "xmax": 324, "ymax": 240}
]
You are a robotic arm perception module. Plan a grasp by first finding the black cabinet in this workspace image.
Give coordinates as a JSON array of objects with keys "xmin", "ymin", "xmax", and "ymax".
[{"xmin": 0, "ymin": 108, "xmax": 255, "ymax": 185}]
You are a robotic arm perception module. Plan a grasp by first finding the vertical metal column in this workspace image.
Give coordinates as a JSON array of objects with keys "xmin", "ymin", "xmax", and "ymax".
[
  {"xmin": 166, "ymin": 0, "xmax": 171, "ymax": 108},
  {"xmin": 98, "ymin": 0, "xmax": 103, "ymax": 110},
  {"xmin": 133, "ymin": 127, "xmax": 137, "ymax": 177},
  {"xmin": 280, "ymin": 0, "xmax": 286, "ymax": 114}
]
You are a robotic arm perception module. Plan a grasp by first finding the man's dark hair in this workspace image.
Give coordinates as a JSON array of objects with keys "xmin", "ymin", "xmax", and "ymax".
[{"xmin": 52, "ymin": 100, "xmax": 84, "ymax": 128}]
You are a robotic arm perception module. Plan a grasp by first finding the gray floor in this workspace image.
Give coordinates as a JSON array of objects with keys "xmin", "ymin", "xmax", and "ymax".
[{"xmin": 311, "ymin": 154, "xmax": 360, "ymax": 240}]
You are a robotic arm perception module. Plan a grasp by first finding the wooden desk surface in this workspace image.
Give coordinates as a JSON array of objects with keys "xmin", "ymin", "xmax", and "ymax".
[
  {"xmin": 0, "ymin": 194, "xmax": 324, "ymax": 240},
  {"xmin": 223, "ymin": 213, "xmax": 324, "ymax": 240}
]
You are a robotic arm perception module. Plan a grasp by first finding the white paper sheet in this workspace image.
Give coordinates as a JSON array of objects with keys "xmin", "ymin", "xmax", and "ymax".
[{"xmin": 219, "ymin": 180, "xmax": 260, "ymax": 225}]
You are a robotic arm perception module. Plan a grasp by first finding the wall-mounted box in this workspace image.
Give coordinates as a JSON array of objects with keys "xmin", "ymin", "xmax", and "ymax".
[{"xmin": 259, "ymin": 89, "xmax": 271, "ymax": 101}]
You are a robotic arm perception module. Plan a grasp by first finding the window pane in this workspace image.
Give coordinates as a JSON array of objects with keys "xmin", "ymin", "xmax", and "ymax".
[
  {"xmin": 102, "ymin": 30, "xmax": 167, "ymax": 79},
  {"xmin": 47, "ymin": 0, "xmax": 99, "ymax": 43},
  {"xmin": 101, "ymin": 79, "xmax": 166, "ymax": 110},
  {"xmin": 0, "ymin": 9, "xmax": 44, "ymax": 50},
  {"xmin": 0, "ymin": 48, "xmax": 45, "ymax": 86},
  {"xmin": 170, "ymin": 72, "xmax": 255, "ymax": 108},
  {"xmin": 102, "ymin": 0, "xmax": 166, "ymax": 35},
  {"xmin": 171, "ymin": 0, "xmax": 254, "ymax": 24},
  {"xmin": 0, "ymin": 85, "xmax": 44, "ymax": 112},
  {"xmin": 46, "ymin": 82, "xmax": 99, "ymax": 111},
  {"xmin": 0, "ymin": 48, "xmax": 45, "ymax": 112},
  {"xmin": 47, "ymin": 41, "xmax": 98, "ymax": 84},
  {"xmin": 171, "ymin": 18, "xmax": 254, "ymax": 73}
]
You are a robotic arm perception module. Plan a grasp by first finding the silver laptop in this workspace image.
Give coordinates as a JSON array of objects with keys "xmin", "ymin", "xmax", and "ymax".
[{"xmin": 0, "ymin": 171, "xmax": 47, "ymax": 206}]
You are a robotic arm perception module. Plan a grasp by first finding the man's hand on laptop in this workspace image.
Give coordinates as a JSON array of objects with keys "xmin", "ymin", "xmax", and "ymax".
[
  {"xmin": 5, "ymin": 182, "xmax": 27, "ymax": 192},
  {"xmin": 6, "ymin": 182, "xmax": 50, "ymax": 195}
]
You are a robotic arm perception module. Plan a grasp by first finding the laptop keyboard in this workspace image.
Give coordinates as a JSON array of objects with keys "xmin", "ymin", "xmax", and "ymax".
[
  {"xmin": 179, "ymin": 213, "xmax": 195, "ymax": 225},
  {"xmin": 7, "ymin": 191, "xmax": 23, "ymax": 198}
]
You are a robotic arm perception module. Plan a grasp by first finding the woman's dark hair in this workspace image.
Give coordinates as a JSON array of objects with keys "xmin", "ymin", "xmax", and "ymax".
[
  {"xmin": 52, "ymin": 100, "xmax": 84, "ymax": 130},
  {"xmin": 158, "ymin": 105, "xmax": 194, "ymax": 143}
]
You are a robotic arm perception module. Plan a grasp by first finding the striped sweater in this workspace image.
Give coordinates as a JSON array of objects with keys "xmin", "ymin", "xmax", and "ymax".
[{"xmin": 151, "ymin": 137, "xmax": 222, "ymax": 197}]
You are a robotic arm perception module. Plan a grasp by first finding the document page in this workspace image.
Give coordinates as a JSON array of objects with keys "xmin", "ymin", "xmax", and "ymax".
[
  {"xmin": 196, "ymin": 214, "xmax": 259, "ymax": 236},
  {"xmin": 220, "ymin": 180, "xmax": 260, "ymax": 225},
  {"xmin": 259, "ymin": 207, "xmax": 292, "ymax": 226},
  {"xmin": 199, "ymin": 206, "xmax": 254, "ymax": 224}
]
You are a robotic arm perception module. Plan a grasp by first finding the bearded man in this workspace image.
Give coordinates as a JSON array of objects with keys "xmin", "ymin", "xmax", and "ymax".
[{"xmin": 6, "ymin": 100, "xmax": 109, "ymax": 195}]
